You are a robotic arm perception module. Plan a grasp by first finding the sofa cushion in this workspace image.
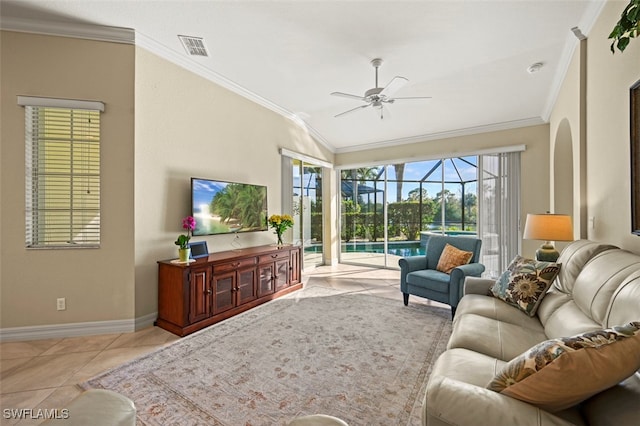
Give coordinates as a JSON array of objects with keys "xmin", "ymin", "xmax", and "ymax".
[
  {"xmin": 606, "ymin": 270, "xmax": 640, "ymax": 327},
  {"xmin": 448, "ymin": 313, "xmax": 547, "ymax": 361},
  {"xmin": 552, "ymin": 240, "xmax": 617, "ymax": 294},
  {"xmin": 455, "ymin": 294, "xmax": 549, "ymax": 331},
  {"xmin": 431, "ymin": 348, "xmax": 506, "ymax": 387},
  {"xmin": 425, "ymin": 349, "xmax": 585, "ymax": 426},
  {"xmin": 571, "ymin": 250, "xmax": 640, "ymax": 326},
  {"xmin": 582, "ymin": 373, "xmax": 640, "ymax": 426},
  {"xmin": 540, "ymin": 299, "xmax": 604, "ymax": 339},
  {"xmin": 490, "ymin": 255, "xmax": 560, "ymax": 316},
  {"xmin": 486, "ymin": 322, "xmax": 640, "ymax": 412},
  {"xmin": 436, "ymin": 243, "xmax": 473, "ymax": 274}
]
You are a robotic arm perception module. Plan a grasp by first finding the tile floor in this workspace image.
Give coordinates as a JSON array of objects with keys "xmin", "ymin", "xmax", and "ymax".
[{"xmin": 0, "ymin": 264, "xmax": 446, "ymax": 425}]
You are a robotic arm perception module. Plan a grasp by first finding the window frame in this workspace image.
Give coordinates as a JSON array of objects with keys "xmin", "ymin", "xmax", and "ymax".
[{"xmin": 19, "ymin": 96, "xmax": 104, "ymax": 249}]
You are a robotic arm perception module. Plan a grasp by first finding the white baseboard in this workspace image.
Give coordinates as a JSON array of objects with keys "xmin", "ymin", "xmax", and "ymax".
[
  {"xmin": 135, "ymin": 312, "xmax": 158, "ymax": 330},
  {"xmin": 0, "ymin": 312, "xmax": 158, "ymax": 342}
]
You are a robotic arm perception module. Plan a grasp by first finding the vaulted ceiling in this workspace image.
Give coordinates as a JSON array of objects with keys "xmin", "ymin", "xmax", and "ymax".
[{"xmin": 0, "ymin": 0, "xmax": 607, "ymax": 153}]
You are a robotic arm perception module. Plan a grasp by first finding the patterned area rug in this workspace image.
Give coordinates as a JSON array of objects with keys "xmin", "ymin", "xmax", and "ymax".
[{"xmin": 82, "ymin": 283, "xmax": 452, "ymax": 425}]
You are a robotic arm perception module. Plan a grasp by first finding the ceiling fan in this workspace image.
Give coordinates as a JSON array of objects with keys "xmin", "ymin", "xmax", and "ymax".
[{"xmin": 331, "ymin": 58, "xmax": 431, "ymax": 119}]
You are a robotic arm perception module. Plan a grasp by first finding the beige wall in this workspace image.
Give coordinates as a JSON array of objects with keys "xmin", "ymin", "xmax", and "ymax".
[
  {"xmin": 133, "ymin": 48, "xmax": 333, "ymax": 319},
  {"xmin": 0, "ymin": 31, "xmax": 136, "ymax": 328},
  {"xmin": 336, "ymin": 125, "xmax": 552, "ymax": 258},
  {"xmin": 550, "ymin": 0, "xmax": 640, "ymax": 253}
]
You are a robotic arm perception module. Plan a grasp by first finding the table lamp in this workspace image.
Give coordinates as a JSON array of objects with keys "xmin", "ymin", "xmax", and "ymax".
[{"xmin": 523, "ymin": 213, "xmax": 573, "ymax": 262}]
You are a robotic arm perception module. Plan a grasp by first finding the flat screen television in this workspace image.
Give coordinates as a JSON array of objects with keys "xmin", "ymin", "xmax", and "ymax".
[{"xmin": 191, "ymin": 177, "xmax": 268, "ymax": 236}]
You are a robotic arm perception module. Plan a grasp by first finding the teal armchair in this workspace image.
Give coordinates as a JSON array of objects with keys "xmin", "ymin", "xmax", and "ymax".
[{"xmin": 399, "ymin": 234, "xmax": 484, "ymax": 318}]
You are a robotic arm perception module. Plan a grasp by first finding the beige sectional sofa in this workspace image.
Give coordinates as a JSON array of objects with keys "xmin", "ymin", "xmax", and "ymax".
[{"xmin": 423, "ymin": 240, "xmax": 640, "ymax": 426}]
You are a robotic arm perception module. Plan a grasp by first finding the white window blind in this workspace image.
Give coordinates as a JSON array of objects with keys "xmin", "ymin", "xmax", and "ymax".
[{"xmin": 22, "ymin": 99, "xmax": 103, "ymax": 248}]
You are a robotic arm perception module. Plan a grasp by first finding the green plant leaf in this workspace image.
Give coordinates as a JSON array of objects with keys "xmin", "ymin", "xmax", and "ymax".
[
  {"xmin": 619, "ymin": 36, "xmax": 631, "ymax": 52},
  {"xmin": 610, "ymin": 0, "xmax": 640, "ymax": 53}
]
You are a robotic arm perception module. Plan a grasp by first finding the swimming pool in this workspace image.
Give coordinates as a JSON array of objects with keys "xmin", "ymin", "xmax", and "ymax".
[
  {"xmin": 340, "ymin": 241, "xmax": 425, "ymax": 257},
  {"xmin": 305, "ymin": 232, "xmax": 478, "ymax": 257}
]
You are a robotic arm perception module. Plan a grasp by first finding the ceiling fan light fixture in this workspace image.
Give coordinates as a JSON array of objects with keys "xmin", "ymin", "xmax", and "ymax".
[{"xmin": 527, "ymin": 62, "xmax": 544, "ymax": 74}]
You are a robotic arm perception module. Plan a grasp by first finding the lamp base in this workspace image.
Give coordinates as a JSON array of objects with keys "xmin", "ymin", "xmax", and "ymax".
[{"xmin": 535, "ymin": 242, "xmax": 559, "ymax": 262}]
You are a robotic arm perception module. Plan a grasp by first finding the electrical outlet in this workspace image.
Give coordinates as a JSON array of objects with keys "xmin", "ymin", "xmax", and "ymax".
[{"xmin": 57, "ymin": 298, "xmax": 66, "ymax": 311}]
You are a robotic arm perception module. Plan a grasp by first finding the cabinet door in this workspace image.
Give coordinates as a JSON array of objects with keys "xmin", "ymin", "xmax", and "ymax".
[
  {"xmin": 189, "ymin": 267, "xmax": 211, "ymax": 324},
  {"xmin": 212, "ymin": 271, "xmax": 235, "ymax": 314},
  {"xmin": 236, "ymin": 267, "xmax": 257, "ymax": 305},
  {"xmin": 289, "ymin": 248, "xmax": 301, "ymax": 285},
  {"xmin": 258, "ymin": 264, "xmax": 275, "ymax": 297},
  {"xmin": 274, "ymin": 259, "xmax": 290, "ymax": 292}
]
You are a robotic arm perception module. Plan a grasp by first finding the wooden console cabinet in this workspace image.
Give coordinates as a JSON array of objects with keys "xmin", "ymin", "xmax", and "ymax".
[{"xmin": 156, "ymin": 244, "xmax": 302, "ymax": 336}]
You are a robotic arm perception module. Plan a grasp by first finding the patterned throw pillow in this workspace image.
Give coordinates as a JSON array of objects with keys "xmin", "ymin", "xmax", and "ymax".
[
  {"xmin": 489, "ymin": 255, "xmax": 560, "ymax": 316},
  {"xmin": 436, "ymin": 243, "xmax": 474, "ymax": 274},
  {"xmin": 486, "ymin": 322, "xmax": 640, "ymax": 412}
]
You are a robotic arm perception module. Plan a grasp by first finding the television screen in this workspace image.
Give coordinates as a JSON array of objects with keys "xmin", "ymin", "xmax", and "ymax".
[{"xmin": 191, "ymin": 178, "xmax": 268, "ymax": 236}]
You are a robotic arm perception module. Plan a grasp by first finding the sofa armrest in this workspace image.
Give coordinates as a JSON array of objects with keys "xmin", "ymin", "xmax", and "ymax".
[
  {"xmin": 463, "ymin": 276, "xmax": 495, "ymax": 296},
  {"xmin": 424, "ymin": 376, "xmax": 576, "ymax": 426}
]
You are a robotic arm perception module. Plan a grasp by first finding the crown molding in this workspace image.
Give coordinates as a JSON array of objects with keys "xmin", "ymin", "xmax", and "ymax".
[
  {"xmin": 0, "ymin": 16, "xmax": 336, "ymax": 152},
  {"xmin": 541, "ymin": 0, "xmax": 607, "ymax": 121},
  {"xmin": 335, "ymin": 144, "xmax": 527, "ymax": 171},
  {"xmin": 334, "ymin": 117, "xmax": 545, "ymax": 154},
  {"xmin": 0, "ymin": 16, "xmax": 134, "ymax": 44}
]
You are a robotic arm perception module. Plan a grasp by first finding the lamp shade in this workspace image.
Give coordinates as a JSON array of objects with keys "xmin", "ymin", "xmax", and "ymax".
[{"xmin": 523, "ymin": 214, "xmax": 573, "ymax": 241}]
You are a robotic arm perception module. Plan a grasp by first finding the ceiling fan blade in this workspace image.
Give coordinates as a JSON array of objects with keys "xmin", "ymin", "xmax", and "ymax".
[
  {"xmin": 330, "ymin": 91, "xmax": 366, "ymax": 101},
  {"xmin": 335, "ymin": 104, "xmax": 370, "ymax": 118},
  {"xmin": 379, "ymin": 76, "xmax": 408, "ymax": 97},
  {"xmin": 392, "ymin": 96, "xmax": 433, "ymax": 100}
]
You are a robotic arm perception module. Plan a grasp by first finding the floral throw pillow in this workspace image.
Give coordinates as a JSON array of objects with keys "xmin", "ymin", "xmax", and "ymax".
[
  {"xmin": 436, "ymin": 243, "xmax": 474, "ymax": 274},
  {"xmin": 486, "ymin": 322, "xmax": 640, "ymax": 412},
  {"xmin": 489, "ymin": 255, "xmax": 560, "ymax": 316}
]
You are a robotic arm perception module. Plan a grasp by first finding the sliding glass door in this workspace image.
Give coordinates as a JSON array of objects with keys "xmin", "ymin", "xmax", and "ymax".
[
  {"xmin": 292, "ymin": 160, "xmax": 323, "ymax": 268},
  {"xmin": 340, "ymin": 167, "xmax": 386, "ymax": 267},
  {"xmin": 339, "ymin": 153, "xmax": 520, "ymax": 271},
  {"xmin": 339, "ymin": 156, "xmax": 481, "ymax": 268}
]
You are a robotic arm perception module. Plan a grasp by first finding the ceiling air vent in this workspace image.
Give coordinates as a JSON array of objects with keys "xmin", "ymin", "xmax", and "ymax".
[{"xmin": 178, "ymin": 35, "xmax": 209, "ymax": 57}]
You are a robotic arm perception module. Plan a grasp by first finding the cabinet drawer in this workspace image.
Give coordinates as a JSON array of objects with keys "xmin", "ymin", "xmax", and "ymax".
[
  {"xmin": 213, "ymin": 257, "xmax": 257, "ymax": 273},
  {"xmin": 259, "ymin": 251, "xmax": 290, "ymax": 263}
]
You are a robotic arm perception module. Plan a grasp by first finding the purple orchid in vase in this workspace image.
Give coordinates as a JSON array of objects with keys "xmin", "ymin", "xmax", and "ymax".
[{"xmin": 175, "ymin": 216, "xmax": 196, "ymax": 249}]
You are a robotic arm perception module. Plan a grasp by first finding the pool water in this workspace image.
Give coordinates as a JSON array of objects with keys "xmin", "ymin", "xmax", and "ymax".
[{"xmin": 340, "ymin": 242, "xmax": 425, "ymax": 257}]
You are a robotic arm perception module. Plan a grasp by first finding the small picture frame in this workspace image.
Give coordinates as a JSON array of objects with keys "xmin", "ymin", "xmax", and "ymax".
[{"xmin": 188, "ymin": 241, "xmax": 209, "ymax": 259}]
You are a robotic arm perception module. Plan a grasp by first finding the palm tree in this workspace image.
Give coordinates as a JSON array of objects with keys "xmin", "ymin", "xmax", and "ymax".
[{"xmin": 237, "ymin": 184, "xmax": 267, "ymax": 228}]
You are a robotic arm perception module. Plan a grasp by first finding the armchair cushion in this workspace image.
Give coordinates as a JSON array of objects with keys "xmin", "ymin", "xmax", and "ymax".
[
  {"xmin": 490, "ymin": 255, "xmax": 560, "ymax": 316},
  {"xmin": 407, "ymin": 269, "xmax": 451, "ymax": 293},
  {"xmin": 486, "ymin": 322, "xmax": 640, "ymax": 412},
  {"xmin": 436, "ymin": 243, "xmax": 474, "ymax": 274}
]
